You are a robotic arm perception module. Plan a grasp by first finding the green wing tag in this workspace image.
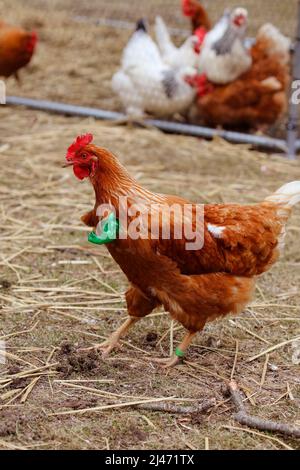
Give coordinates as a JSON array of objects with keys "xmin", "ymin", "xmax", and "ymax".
[{"xmin": 88, "ymin": 213, "xmax": 119, "ymax": 245}]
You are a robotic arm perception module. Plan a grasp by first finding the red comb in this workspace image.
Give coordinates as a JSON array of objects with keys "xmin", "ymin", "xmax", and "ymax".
[
  {"xmin": 182, "ymin": 0, "xmax": 195, "ymax": 17},
  {"xmin": 67, "ymin": 133, "xmax": 94, "ymax": 160}
]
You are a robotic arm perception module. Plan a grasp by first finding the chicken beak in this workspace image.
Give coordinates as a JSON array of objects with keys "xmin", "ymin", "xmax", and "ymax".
[{"xmin": 62, "ymin": 162, "xmax": 74, "ymax": 168}]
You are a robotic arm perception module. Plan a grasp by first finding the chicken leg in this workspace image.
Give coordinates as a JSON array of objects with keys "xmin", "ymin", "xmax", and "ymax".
[
  {"xmin": 151, "ymin": 331, "xmax": 196, "ymax": 368},
  {"xmin": 81, "ymin": 317, "xmax": 139, "ymax": 356}
]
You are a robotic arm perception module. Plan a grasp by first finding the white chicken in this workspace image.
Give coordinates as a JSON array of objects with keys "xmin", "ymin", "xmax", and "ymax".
[
  {"xmin": 154, "ymin": 15, "xmax": 200, "ymax": 69},
  {"xmin": 199, "ymin": 7, "xmax": 252, "ymax": 85},
  {"xmin": 112, "ymin": 19, "xmax": 197, "ymax": 118},
  {"xmin": 255, "ymin": 23, "xmax": 291, "ymax": 66}
]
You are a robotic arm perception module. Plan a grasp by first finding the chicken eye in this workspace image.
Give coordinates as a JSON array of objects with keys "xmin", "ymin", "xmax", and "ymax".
[{"xmin": 81, "ymin": 153, "xmax": 88, "ymax": 160}]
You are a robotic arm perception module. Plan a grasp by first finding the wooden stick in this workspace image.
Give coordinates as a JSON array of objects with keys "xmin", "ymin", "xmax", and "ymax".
[
  {"xmin": 230, "ymin": 340, "xmax": 239, "ymax": 380},
  {"xmin": 0, "ymin": 438, "xmax": 26, "ymax": 450},
  {"xmin": 228, "ymin": 380, "xmax": 300, "ymax": 439},
  {"xmin": 260, "ymin": 354, "xmax": 269, "ymax": 387},
  {"xmin": 0, "ymin": 321, "xmax": 39, "ymax": 341},
  {"xmin": 20, "ymin": 377, "xmax": 40, "ymax": 403},
  {"xmin": 230, "ymin": 320, "xmax": 270, "ymax": 345},
  {"xmin": 49, "ymin": 397, "xmax": 195, "ymax": 416},
  {"xmin": 222, "ymin": 425, "xmax": 294, "ymax": 450},
  {"xmin": 135, "ymin": 398, "xmax": 216, "ymax": 414}
]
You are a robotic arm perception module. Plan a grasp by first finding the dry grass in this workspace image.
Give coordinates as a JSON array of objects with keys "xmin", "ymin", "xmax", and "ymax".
[{"xmin": 0, "ymin": 0, "xmax": 299, "ymax": 451}]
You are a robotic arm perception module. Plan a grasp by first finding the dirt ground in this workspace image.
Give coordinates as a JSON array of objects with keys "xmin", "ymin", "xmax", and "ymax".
[{"xmin": 0, "ymin": 0, "xmax": 300, "ymax": 451}]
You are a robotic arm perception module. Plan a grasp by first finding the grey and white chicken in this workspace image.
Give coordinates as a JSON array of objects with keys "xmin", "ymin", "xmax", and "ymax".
[
  {"xmin": 112, "ymin": 19, "xmax": 197, "ymax": 118},
  {"xmin": 199, "ymin": 7, "xmax": 252, "ymax": 85},
  {"xmin": 154, "ymin": 15, "xmax": 200, "ymax": 69}
]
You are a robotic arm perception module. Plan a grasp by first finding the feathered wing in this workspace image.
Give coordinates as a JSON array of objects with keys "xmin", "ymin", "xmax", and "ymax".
[
  {"xmin": 199, "ymin": 9, "xmax": 251, "ymax": 84},
  {"xmin": 155, "ymin": 16, "xmax": 176, "ymax": 58},
  {"xmin": 145, "ymin": 183, "xmax": 300, "ymax": 278},
  {"xmin": 155, "ymin": 15, "xmax": 201, "ymax": 70},
  {"xmin": 107, "ymin": 200, "xmax": 258, "ymax": 330}
]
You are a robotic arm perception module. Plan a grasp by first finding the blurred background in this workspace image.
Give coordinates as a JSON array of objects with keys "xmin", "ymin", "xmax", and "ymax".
[{"xmin": 2, "ymin": 0, "xmax": 298, "ymax": 114}]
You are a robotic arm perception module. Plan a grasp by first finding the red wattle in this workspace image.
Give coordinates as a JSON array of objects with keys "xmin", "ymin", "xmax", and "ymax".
[{"xmin": 73, "ymin": 165, "xmax": 90, "ymax": 180}]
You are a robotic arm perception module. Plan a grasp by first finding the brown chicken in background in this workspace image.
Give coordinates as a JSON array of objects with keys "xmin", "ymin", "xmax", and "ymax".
[
  {"xmin": 182, "ymin": 0, "xmax": 211, "ymax": 32},
  {"xmin": 65, "ymin": 134, "xmax": 300, "ymax": 367},
  {"xmin": 0, "ymin": 19, "xmax": 37, "ymax": 81},
  {"xmin": 184, "ymin": 1, "xmax": 291, "ymax": 130},
  {"xmin": 190, "ymin": 23, "xmax": 291, "ymax": 129}
]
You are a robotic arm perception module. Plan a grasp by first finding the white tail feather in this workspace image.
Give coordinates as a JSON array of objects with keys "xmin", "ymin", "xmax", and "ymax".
[
  {"xmin": 155, "ymin": 16, "xmax": 175, "ymax": 57},
  {"xmin": 257, "ymin": 23, "xmax": 291, "ymax": 64},
  {"xmin": 266, "ymin": 181, "xmax": 300, "ymax": 207},
  {"xmin": 265, "ymin": 181, "xmax": 300, "ymax": 251}
]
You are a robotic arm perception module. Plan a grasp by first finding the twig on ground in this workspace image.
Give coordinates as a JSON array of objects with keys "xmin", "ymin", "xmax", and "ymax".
[
  {"xmin": 135, "ymin": 398, "xmax": 216, "ymax": 414},
  {"xmin": 228, "ymin": 380, "xmax": 300, "ymax": 439},
  {"xmin": 223, "ymin": 425, "xmax": 294, "ymax": 450},
  {"xmin": 0, "ymin": 321, "xmax": 39, "ymax": 341},
  {"xmin": 49, "ymin": 397, "xmax": 197, "ymax": 416},
  {"xmin": 247, "ymin": 335, "xmax": 300, "ymax": 362},
  {"xmin": 230, "ymin": 340, "xmax": 239, "ymax": 380},
  {"xmin": 260, "ymin": 354, "xmax": 269, "ymax": 387},
  {"xmin": 20, "ymin": 376, "xmax": 40, "ymax": 403}
]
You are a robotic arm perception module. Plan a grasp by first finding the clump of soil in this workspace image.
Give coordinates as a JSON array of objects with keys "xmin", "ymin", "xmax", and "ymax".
[
  {"xmin": 9, "ymin": 377, "xmax": 31, "ymax": 389},
  {"xmin": 144, "ymin": 332, "xmax": 158, "ymax": 344},
  {"xmin": 0, "ymin": 410, "xmax": 24, "ymax": 437},
  {"xmin": 7, "ymin": 366, "xmax": 21, "ymax": 375},
  {"xmin": 0, "ymin": 279, "xmax": 11, "ymax": 289},
  {"xmin": 56, "ymin": 342, "xmax": 102, "ymax": 377},
  {"xmin": 111, "ymin": 423, "xmax": 148, "ymax": 449},
  {"xmin": 62, "ymin": 397, "xmax": 99, "ymax": 410}
]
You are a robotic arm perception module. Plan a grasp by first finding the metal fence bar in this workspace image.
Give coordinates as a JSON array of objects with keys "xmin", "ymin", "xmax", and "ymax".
[
  {"xmin": 73, "ymin": 15, "xmax": 190, "ymax": 37},
  {"xmin": 6, "ymin": 96, "xmax": 290, "ymax": 151},
  {"xmin": 286, "ymin": 0, "xmax": 300, "ymax": 159}
]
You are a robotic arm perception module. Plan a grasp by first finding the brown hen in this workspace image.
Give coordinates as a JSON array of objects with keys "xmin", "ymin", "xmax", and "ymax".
[
  {"xmin": 191, "ymin": 23, "xmax": 291, "ymax": 129},
  {"xmin": 182, "ymin": 0, "xmax": 211, "ymax": 32},
  {"xmin": 66, "ymin": 134, "xmax": 300, "ymax": 367},
  {"xmin": 0, "ymin": 20, "xmax": 37, "ymax": 80}
]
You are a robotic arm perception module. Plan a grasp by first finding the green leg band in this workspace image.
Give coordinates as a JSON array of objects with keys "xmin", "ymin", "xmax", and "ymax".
[{"xmin": 175, "ymin": 347, "xmax": 185, "ymax": 358}]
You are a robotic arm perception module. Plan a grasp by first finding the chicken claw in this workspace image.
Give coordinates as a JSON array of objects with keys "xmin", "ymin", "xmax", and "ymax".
[
  {"xmin": 150, "ymin": 331, "xmax": 196, "ymax": 368},
  {"xmin": 80, "ymin": 338, "xmax": 122, "ymax": 356},
  {"xmin": 79, "ymin": 317, "xmax": 139, "ymax": 357}
]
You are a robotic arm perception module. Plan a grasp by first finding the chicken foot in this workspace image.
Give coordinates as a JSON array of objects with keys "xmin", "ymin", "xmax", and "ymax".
[
  {"xmin": 80, "ymin": 317, "xmax": 139, "ymax": 356},
  {"xmin": 151, "ymin": 331, "xmax": 196, "ymax": 368}
]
